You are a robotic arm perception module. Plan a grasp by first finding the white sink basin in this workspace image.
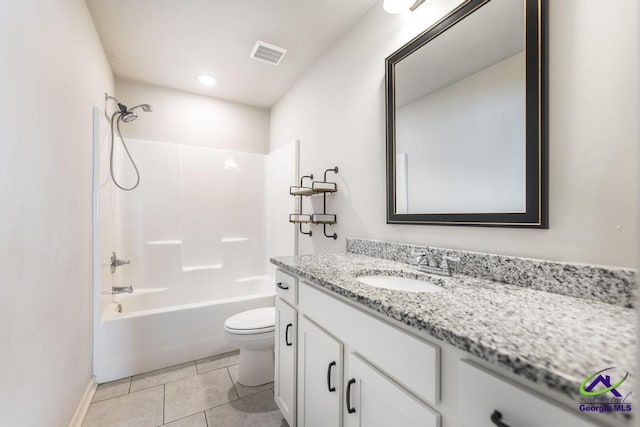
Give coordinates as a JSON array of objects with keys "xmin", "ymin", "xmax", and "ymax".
[{"xmin": 356, "ymin": 275, "xmax": 442, "ymax": 293}]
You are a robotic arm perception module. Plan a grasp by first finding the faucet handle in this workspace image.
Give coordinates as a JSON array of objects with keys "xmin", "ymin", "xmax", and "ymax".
[
  {"xmin": 440, "ymin": 255, "xmax": 460, "ymax": 270},
  {"xmin": 110, "ymin": 251, "xmax": 131, "ymax": 273},
  {"xmin": 412, "ymin": 251, "xmax": 428, "ymax": 265}
]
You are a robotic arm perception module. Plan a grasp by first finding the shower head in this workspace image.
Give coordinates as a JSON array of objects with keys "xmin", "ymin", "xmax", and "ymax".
[
  {"xmin": 104, "ymin": 93, "xmax": 152, "ymax": 123},
  {"xmin": 118, "ymin": 104, "xmax": 152, "ymax": 123},
  {"xmin": 120, "ymin": 111, "xmax": 138, "ymax": 123}
]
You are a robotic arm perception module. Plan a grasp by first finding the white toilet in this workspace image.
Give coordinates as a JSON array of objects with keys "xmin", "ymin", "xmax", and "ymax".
[{"xmin": 224, "ymin": 307, "xmax": 276, "ymax": 386}]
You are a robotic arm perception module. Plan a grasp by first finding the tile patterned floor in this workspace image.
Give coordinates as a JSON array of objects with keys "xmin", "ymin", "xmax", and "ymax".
[{"xmin": 83, "ymin": 351, "xmax": 287, "ymax": 427}]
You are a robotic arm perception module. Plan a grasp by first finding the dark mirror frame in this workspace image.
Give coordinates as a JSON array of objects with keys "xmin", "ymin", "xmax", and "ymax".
[{"xmin": 385, "ymin": 0, "xmax": 548, "ymax": 228}]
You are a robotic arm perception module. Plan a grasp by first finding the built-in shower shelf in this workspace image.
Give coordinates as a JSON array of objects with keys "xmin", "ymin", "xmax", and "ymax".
[
  {"xmin": 146, "ymin": 240, "xmax": 183, "ymax": 245},
  {"xmin": 234, "ymin": 275, "xmax": 270, "ymax": 283},
  {"xmin": 182, "ymin": 264, "xmax": 223, "ymax": 272},
  {"xmin": 221, "ymin": 237, "xmax": 249, "ymax": 243}
]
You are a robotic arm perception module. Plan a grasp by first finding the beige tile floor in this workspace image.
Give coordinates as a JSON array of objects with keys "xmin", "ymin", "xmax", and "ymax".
[{"xmin": 83, "ymin": 351, "xmax": 287, "ymax": 427}]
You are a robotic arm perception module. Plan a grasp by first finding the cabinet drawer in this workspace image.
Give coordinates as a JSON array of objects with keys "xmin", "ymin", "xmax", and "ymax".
[
  {"xmin": 459, "ymin": 361, "xmax": 600, "ymax": 427},
  {"xmin": 298, "ymin": 281, "xmax": 439, "ymax": 405},
  {"xmin": 275, "ymin": 269, "xmax": 297, "ymax": 306}
]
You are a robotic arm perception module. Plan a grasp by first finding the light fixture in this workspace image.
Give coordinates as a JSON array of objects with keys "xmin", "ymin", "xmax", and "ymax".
[
  {"xmin": 383, "ymin": 0, "xmax": 424, "ymax": 14},
  {"xmin": 197, "ymin": 74, "xmax": 217, "ymax": 86}
]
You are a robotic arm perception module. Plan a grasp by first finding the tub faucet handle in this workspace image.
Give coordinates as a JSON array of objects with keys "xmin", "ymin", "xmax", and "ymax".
[{"xmin": 110, "ymin": 251, "xmax": 130, "ymax": 274}]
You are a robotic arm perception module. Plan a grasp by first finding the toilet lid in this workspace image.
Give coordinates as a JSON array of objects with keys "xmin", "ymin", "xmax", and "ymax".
[{"xmin": 225, "ymin": 307, "xmax": 275, "ymax": 331}]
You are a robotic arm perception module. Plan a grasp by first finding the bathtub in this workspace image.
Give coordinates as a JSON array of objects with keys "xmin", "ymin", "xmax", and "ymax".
[{"xmin": 94, "ymin": 276, "xmax": 275, "ymax": 383}]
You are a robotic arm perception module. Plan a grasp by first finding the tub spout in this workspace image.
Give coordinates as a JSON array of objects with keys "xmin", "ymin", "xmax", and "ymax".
[{"xmin": 112, "ymin": 286, "xmax": 133, "ymax": 294}]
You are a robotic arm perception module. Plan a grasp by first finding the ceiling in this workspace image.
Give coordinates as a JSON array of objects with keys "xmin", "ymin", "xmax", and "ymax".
[{"xmin": 86, "ymin": 0, "xmax": 377, "ymax": 108}]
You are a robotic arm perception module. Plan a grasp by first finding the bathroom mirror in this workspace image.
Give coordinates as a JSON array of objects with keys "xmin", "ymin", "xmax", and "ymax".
[{"xmin": 386, "ymin": 0, "xmax": 547, "ymax": 227}]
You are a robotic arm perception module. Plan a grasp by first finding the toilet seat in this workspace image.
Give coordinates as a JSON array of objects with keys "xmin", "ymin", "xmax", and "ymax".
[{"xmin": 224, "ymin": 307, "xmax": 275, "ymax": 335}]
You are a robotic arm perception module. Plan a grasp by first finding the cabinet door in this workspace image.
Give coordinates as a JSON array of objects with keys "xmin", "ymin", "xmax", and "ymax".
[
  {"xmin": 275, "ymin": 297, "xmax": 297, "ymax": 426},
  {"xmin": 343, "ymin": 353, "xmax": 440, "ymax": 427},
  {"xmin": 297, "ymin": 316, "xmax": 343, "ymax": 427}
]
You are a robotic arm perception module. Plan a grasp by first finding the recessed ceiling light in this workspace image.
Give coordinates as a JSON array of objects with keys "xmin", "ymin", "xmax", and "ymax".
[{"xmin": 197, "ymin": 74, "xmax": 217, "ymax": 86}]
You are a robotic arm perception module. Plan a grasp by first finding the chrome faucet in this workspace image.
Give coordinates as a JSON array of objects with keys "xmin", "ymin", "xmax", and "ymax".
[
  {"xmin": 415, "ymin": 252, "xmax": 460, "ymax": 276},
  {"xmin": 110, "ymin": 251, "xmax": 130, "ymax": 274},
  {"xmin": 111, "ymin": 286, "xmax": 133, "ymax": 294}
]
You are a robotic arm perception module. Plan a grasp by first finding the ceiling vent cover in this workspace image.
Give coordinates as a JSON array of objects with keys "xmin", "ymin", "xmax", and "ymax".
[{"xmin": 250, "ymin": 40, "xmax": 287, "ymax": 65}]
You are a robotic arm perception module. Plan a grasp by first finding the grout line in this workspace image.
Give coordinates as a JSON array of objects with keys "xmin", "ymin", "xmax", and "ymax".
[
  {"xmin": 94, "ymin": 357, "xmax": 243, "ymax": 424},
  {"xmin": 134, "ymin": 360, "xmax": 197, "ymax": 383},
  {"xmin": 128, "ymin": 363, "xmax": 213, "ymax": 394},
  {"xmin": 169, "ymin": 384, "xmax": 275, "ymax": 423},
  {"xmin": 204, "ymin": 410, "xmax": 209, "ymax": 427},
  {"xmin": 225, "ymin": 367, "xmax": 240, "ymax": 400},
  {"xmin": 162, "ymin": 410, "xmax": 210, "ymax": 426},
  {"xmin": 89, "ymin": 383, "xmax": 162, "ymax": 405}
]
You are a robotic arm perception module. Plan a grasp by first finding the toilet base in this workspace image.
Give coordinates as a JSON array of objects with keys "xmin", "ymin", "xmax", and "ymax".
[{"xmin": 238, "ymin": 347, "xmax": 274, "ymax": 386}]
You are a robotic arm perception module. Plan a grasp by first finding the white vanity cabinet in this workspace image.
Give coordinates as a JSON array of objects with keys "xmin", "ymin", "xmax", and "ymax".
[
  {"xmin": 275, "ymin": 296, "xmax": 297, "ymax": 426},
  {"xmin": 274, "ymin": 269, "xmax": 617, "ymax": 427},
  {"xmin": 276, "ymin": 268, "xmax": 441, "ymax": 427}
]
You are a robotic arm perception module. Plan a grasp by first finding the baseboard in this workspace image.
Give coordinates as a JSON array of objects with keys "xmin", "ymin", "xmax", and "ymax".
[{"xmin": 68, "ymin": 376, "xmax": 97, "ymax": 427}]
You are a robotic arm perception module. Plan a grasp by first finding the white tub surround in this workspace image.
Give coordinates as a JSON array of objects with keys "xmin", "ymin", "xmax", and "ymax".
[{"xmin": 95, "ymin": 139, "xmax": 296, "ymax": 383}]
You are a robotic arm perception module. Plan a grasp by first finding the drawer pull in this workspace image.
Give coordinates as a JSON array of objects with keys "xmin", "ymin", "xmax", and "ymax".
[
  {"xmin": 490, "ymin": 410, "xmax": 510, "ymax": 427},
  {"xmin": 276, "ymin": 282, "xmax": 289, "ymax": 290},
  {"xmin": 327, "ymin": 361, "xmax": 336, "ymax": 392},
  {"xmin": 285, "ymin": 323, "xmax": 293, "ymax": 346},
  {"xmin": 346, "ymin": 378, "xmax": 356, "ymax": 414}
]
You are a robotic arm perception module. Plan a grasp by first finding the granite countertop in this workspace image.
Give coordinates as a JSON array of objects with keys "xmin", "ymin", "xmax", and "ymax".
[{"xmin": 271, "ymin": 253, "xmax": 636, "ymax": 404}]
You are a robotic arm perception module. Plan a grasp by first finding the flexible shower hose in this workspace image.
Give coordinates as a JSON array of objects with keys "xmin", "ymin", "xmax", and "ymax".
[{"xmin": 109, "ymin": 111, "xmax": 141, "ymax": 191}]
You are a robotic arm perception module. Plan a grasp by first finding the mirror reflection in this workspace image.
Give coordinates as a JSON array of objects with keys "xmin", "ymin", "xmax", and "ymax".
[{"xmin": 394, "ymin": 0, "xmax": 525, "ymax": 214}]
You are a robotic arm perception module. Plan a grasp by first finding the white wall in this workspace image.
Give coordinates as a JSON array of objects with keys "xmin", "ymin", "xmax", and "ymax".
[
  {"xmin": 115, "ymin": 78, "xmax": 269, "ymax": 154},
  {"xmin": 0, "ymin": 1, "xmax": 114, "ymax": 426},
  {"xmin": 270, "ymin": 0, "xmax": 639, "ymax": 268}
]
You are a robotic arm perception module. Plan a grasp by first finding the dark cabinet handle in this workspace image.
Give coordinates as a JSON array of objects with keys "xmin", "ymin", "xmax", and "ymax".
[
  {"xmin": 327, "ymin": 361, "xmax": 336, "ymax": 392},
  {"xmin": 285, "ymin": 323, "xmax": 292, "ymax": 346},
  {"xmin": 276, "ymin": 282, "xmax": 289, "ymax": 290},
  {"xmin": 491, "ymin": 410, "xmax": 510, "ymax": 427},
  {"xmin": 346, "ymin": 378, "xmax": 356, "ymax": 414}
]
